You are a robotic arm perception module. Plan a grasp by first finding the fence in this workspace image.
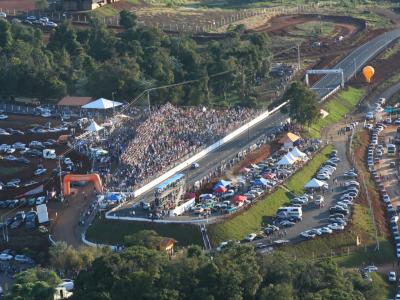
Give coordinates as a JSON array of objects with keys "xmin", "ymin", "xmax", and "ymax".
[{"xmin": 0, "ymin": 2, "xmax": 327, "ymax": 33}]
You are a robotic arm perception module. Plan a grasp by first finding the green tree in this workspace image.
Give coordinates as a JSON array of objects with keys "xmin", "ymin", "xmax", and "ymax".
[
  {"xmin": 48, "ymin": 21, "xmax": 82, "ymax": 56},
  {"xmin": 284, "ymin": 81, "xmax": 320, "ymax": 127},
  {"xmin": 119, "ymin": 10, "xmax": 137, "ymax": 30},
  {"xmin": 35, "ymin": 0, "xmax": 48, "ymax": 10},
  {"xmin": 0, "ymin": 19, "xmax": 12, "ymax": 49},
  {"xmin": 124, "ymin": 230, "xmax": 164, "ymax": 249},
  {"xmin": 6, "ymin": 268, "xmax": 61, "ymax": 300}
]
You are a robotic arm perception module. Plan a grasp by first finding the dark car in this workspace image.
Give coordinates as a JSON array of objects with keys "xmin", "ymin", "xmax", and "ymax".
[
  {"xmin": 10, "ymin": 219, "xmax": 23, "ymax": 229},
  {"xmin": 15, "ymin": 157, "xmax": 30, "ymax": 165}
]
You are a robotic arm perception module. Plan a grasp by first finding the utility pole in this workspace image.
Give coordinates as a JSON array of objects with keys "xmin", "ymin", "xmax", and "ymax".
[
  {"xmin": 147, "ymin": 90, "xmax": 151, "ymax": 112},
  {"xmin": 112, "ymin": 91, "xmax": 117, "ymax": 116},
  {"xmin": 59, "ymin": 157, "xmax": 64, "ymax": 203},
  {"xmin": 297, "ymin": 44, "xmax": 301, "ymax": 70}
]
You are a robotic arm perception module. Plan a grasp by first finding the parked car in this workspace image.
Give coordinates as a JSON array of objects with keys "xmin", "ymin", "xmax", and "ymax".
[
  {"xmin": 245, "ymin": 233, "xmax": 257, "ymax": 242},
  {"xmin": 0, "ymin": 253, "xmax": 13, "ymax": 261},
  {"xmin": 14, "ymin": 255, "xmax": 34, "ymax": 264}
]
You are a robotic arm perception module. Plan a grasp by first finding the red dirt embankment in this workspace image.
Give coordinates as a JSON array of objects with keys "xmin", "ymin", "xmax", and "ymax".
[{"xmin": 0, "ymin": 0, "xmax": 35, "ymax": 11}]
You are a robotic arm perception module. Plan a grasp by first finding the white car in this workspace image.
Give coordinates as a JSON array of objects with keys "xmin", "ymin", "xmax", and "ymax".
[
  {"xmin": 388, "ymin": 271, "xmax": 396, "ymax": 282},
  {"xmin": 0, "ymin": 114, "xmax": 8, "ymax": 120},
  {"xmin": 39, "ymin": 17, "xmax": 49, "ymax": 23},
  {"xmin": 328, "ymin": 223, "xmax": 345, "ymax": 230},
  {"xmin": 245, "ymin": 233, "xmax": 257, "ymax": 242},
  {"xmin": 64, "ymin": 157, "xmax": 73, "ymax": 165},
  {"xmin": 0, "ymin": 253, "xmax": 13, "ymax": 261},
  {"xmin": 36, "ymin": 196, "xmax": 46, "ymax": 205},
  {"xmin": 364, "ymin": 265, "xmax": 378, "ymax": 272},
  {"xmin": 375, "ymin": 106, "xmax": 384, "ymax": 113},
  {"xmin": 365, "ymin": 112, "xmax": 374, "ymax": 120},
  {"xmin": 300, "ymin": 230, "xmax": 316, "ymax": 239},
  {"xmin": 0, "ymin": 12, "xmax": 6, "ymax": 18},
  {"xmin": 59, "ymin": 279, "xmax": 74, "ymax": 291},
  {"xmin": 14, "ymin": 255, "xmax": 33, "ymax": 264},
  {"xmin": 34, "ymin": 168, "xmax": 47, "ymax": 176},
  {"xmin": 319, "ymin": 227, "xmax": 333, "ymax": 234},
  {"xmin": 46, "ymin": 21, "xmax": 58, "ymax": 28}
]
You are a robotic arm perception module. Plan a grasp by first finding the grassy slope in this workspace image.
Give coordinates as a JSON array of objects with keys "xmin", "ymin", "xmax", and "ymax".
[
  {"xmin": 86, "ymin": 218, "xmax": 203, "ymax": 246},
  {"xmin": 308, "ymin": 87, "xmax": 365, "ymax": 138},
  {"xmin": 207, "ymin": 145, "xmax": 332, "ymax": 245}
]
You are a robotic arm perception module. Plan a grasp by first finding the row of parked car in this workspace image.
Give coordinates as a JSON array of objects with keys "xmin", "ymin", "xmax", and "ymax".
[
  {"xmin": 300, "ymin": 169, "xmax": 359, "ymax": 239},
  {"xmin": 0, "ymin": 249, "xmax": 34, "ymax": 264},
  {"xmin": 0, "ymin": 210, "xmax": 39, "ymax": 230}
]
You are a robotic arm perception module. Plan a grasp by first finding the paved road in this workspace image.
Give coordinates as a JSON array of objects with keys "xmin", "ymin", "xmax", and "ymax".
[{"xmin": 314, "ymin": 28, "xmax": 400, "ymax": 98}]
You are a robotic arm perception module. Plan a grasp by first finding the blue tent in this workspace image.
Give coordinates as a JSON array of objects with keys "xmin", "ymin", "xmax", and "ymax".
[
  {"xmin": 254, "ymin": 178, "xmax": 268, "ymax": 186},
  {"xmin": 213, "ymin": 180, "xmax": 231, "ymax": 190},
  {"xmin": 107, "ymin": 194, "xmax": 122, "ymax": 201}
]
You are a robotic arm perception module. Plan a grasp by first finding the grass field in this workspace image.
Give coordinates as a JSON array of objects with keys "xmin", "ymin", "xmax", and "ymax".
[
  {"xmin": 292, "ymin": 21, "xmax": 336, "ymax": 39},
  {"xmin": 307, "ymin": 87, "xmax": 365, "ymax": 138},
  {"xmin": 207, "ymin": 145, "xmax": 332, "ymax": 246},
  {"xmin": 0, "ymin": 166, "xmax": 26, "ymax": 176},
  {"xmin": 86, "ymin": 217, "xmax": 203, "ymax": 246}
]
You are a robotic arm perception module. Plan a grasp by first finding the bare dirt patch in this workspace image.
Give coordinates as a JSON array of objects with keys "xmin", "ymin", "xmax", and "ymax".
[
  {"xmin": 231, "ymin": 144, "xmax": 272, "ymax": 176},
  {"xmin": 0, "ymin": 0, "xmax": 36, "ymax": 11}
]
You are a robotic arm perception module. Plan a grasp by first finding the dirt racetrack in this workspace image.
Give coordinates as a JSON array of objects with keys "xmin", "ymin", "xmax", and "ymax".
[{"xmin": 0, "ymin": 0, "xmax": 35, "ymax": 11}]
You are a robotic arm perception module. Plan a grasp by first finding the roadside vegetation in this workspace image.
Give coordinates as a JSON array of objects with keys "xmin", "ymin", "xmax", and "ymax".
[
  {"xmin": 308, "ymin": 87, "xmax": 365, "ymax": 138},
  {"xmin": 86, "ymin": 217, "xmax": 202, "ymax": 246},
  {"xmin": 0, "ymin": 10, "xmax": 270, "ymax": 107},
  {"xmin": 4, "ymin": 238, "xmax": 389, "ymax": 300},
  {"xmin": 208, "ymin": 145, "xmax": 332, "ymax": 245}
]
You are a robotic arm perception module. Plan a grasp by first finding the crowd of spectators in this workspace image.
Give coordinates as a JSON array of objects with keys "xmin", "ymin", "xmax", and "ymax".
[{"xmin": 87, "ymin": 103, "xmax": 260, "ymax": 190}]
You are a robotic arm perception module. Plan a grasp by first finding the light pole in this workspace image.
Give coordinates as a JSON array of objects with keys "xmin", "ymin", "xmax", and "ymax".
[
  {"xmin": 112, "ymin": 91, "xmax": 117, "ymax": 117},
  {"xmin": 59, "ymin": 157, "xmax": 64, "ymax": 203}
]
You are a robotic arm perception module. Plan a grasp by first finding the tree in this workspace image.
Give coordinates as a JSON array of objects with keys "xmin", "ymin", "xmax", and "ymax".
[
  {"xmin": 35, "ymin": 0, "xmax": 48, "ymax": 10},
  {"xmin": 124, "ymin": 230, "xmax": 164, "ymax": 249},
  {"xmin": 48, "ymin": 21, "xmax": 82, "ymax": 56},
  {"xmin": 6, "ymin": 268, "xmax": 61, "ymax": 300},
  {"xmin": 284, "ymin": 81, "xmax": 320, "ymax": 127},
  {"xmin": 0, "ymin": 19, "xmax": 12, "ymax": 49},
  {"xmin": 119, "ymin": 10, "xmax": 137, "ymax": 30}
]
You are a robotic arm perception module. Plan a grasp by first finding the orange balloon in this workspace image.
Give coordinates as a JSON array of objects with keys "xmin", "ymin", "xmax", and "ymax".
[{"xmin": 362, "ymin": 66, "xmax": 375, "ymax": 83}]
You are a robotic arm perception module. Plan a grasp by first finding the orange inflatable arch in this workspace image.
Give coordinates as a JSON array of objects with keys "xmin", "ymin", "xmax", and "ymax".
[{"xmin": 63, "ymin": 174, "xmax": 103, "ymax": 196}]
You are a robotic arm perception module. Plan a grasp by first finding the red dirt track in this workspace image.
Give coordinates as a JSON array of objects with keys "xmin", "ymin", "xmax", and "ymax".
[{"xmin": 0, "ymin": 0, "xmax": 35, "ymax": 11}]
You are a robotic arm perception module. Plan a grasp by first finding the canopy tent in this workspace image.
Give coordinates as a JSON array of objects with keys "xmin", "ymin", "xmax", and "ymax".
[
  {"xmin": 304, "ymin": 178, "xmax": 328, "ymax": 189},
  {"xmin": 85, "ymin": 121, "xmax": 104, "ymax": 132},
  {"xmin": 82, "ymin": 98, "xmax": 123, "ymax": 110},
  {"xmin": 213, "ymin": 180, "xmax": 231, "ymax": 190},
  {"xmin": 276, "ymin": 155, "xmax": 295, "ymax": 165},
  {"xmin": 254, "ymin": 178, "xmax": 269, "ymax": 186},
  {"xmin": 286, "ymin": 152, "xmax": 298, "ymax": 162},
  {"xmin": 233, "ymin": 195, "xmax": 247, "ymax": 203},
  {"xmin": 263, "ymin": 173, "xmax": 276, "ymax": 179},
  {"xmin": 107, "ymin": 193, "xmax": 123, "ymax": 202},
  {"xmin": 214, "ymin": 186, "xmax": 228, "ymax": 193},
  {"xmin": 290, "ymin": 147, "xmax": 307, "ymax": 158},
  {"xmin": 240, "ymin": 167, "xmax": 251, "ymax": 174}
]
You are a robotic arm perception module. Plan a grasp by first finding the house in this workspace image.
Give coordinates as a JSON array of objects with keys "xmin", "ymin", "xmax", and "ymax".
[
  {"xmin": 58, "ymin": 96, "xmax": 93, "ymax": 107},
  {"xmin": 279, "ymin": 132, "xmax": 301, "ymax": 149},
  {"xmin": 62, "ymin": 0, "xmax": 119, "ymax": 11},
  {"xmin": 159, "ymin": 238, "xmax": 177, "ymax": 256}
]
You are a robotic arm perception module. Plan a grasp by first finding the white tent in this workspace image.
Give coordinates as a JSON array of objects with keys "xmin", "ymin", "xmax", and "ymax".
[
  {"xmin": 290, "ymin": 147, "xmax": 307, "ymax": 158},
  {"xmin": 286, "ymin": 152, "xmax": 298, "ymax": 162},
  {"xmin": 85, "ymin": 121, "xmax": 104, "ymax": 132},
  {"xmin": 304, "ymin": 178, "xmax": 328, "ymax": 189},
  {"xmin": 82, "ymin": 98, "xmax": 123, "ymax": 110},
  {"xmin": 277, "ymin": 155, "xmax": 295, "ymax": 165}
]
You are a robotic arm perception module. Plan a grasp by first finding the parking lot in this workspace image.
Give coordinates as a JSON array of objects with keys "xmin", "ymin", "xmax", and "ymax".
[{"xmin": 228, "ymin": 120, "xmax": 359, "ymax": 251}]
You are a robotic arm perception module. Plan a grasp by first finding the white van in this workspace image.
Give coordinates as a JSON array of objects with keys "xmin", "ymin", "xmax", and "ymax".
[
  {"xmin": 276, "ymin": 206, "xmax": 302, "ymax": 218},
  {"xmin": 43, "ymin": 149, "xmax": 56, "ymax": 159}
]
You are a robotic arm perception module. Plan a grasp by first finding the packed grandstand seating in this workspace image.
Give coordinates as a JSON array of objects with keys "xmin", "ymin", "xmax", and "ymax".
[{"xmin": 85, "ymin": 103, "xmax": 260, "ymax": 190}]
